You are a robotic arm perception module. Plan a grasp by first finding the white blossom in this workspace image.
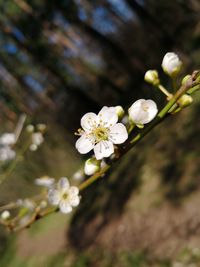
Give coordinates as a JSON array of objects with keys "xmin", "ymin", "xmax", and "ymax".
[
  {"xmin": 129, "ymin": 99, "xmax": 158, "ymax": 127},
  {"xmin": 35, "ymin": 176, "xmax": 55, "ymax": 188},
  {"xmin": 0, "ymin": 146, "xmax": 16, "ymax": 161},
  {"xmin": 17, "ymin": 199, "xmax": 35, "ymax": 211},
  {"xmin": 32, "ymin": 132, "xmax": 44, "ymax": 146},
  {"xmin": 75, "ymin": 106, "xmax": 128, "ymax": 160},
  {"xmin": 161, "ymin": 52, "xmax": 182, "ymax": 76},
  {"xmin": 30, "ymin": 132, "xmax": 44, "ymax": 151},
  {"xmin": 48, "ymin": 177, "xmax": 80, "ymax": 214},
  {"xmin": 0, "ymin": 133, "xmax": 16, "ymax": 146},
  {"xmin": 72, "ymin": 170, "xmax": 84, "ymax": 181},
  {"xmin": 84, "ymin": 158, "xmax": 100, "ymax": 176},
  {"xmin": 1, "ymin": 210, "xmax": 10, "ymax": 220}
]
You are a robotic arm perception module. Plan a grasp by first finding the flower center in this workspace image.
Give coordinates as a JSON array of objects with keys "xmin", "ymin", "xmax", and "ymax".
[
  {"xmin": 141, "ymin": 102, "xmax": 149, "ymax": 112},
  {"xmin": 92, "ymin": 126, "xmax": 109, "ymax": 143},
  {"xmin": 62, "ymin": 192, "xmax": 68, "ymax": 200}
]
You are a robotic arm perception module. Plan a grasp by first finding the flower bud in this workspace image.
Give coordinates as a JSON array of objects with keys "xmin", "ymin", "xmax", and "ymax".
[
  {"xmin": 177, "ymin": 94, "xmax": 193, "ymax": 108},
  {"xmin": 115, "ymin": 106, "xmax": 125, "ymax": 119},
  {"xmin": 144, "ymin": 70, "xmax": 160, "ymax": 86},
  {"xmin": 73, "ymin": 170, "xmax": 84, "ymax": 181},
  {"xmin": 84, "ymin": 158, "xmax": 100, "ymax": 176},
  {"xmin": 181, "ymin": 75, "xmax": 192, "ymax": 85},
  {"xmin": 26, "ymin": 124, "xmax": 34, "ymax": 133},
  {"xmin": 37, "ymin": 123, "xmax": 47, "ymax": 133},
  {"xmin": 1, "ymin": 210, "xmax": 10, "ymax": 220},
  {"xmin": 128, "ymin": 99, "xmax": 158, "ymax": 126},
  {"xmin": 29, "ymin": 144, "xmax": 38, "ymax": 151},
  {"xmin": 40, "ymin": 200, "xmax": 48, "ymax": 209},
  {"xmin": 161, "ymin": 52, "xmax": 182, "ymax": 76}
]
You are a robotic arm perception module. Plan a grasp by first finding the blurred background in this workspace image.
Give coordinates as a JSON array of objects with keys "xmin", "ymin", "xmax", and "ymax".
[{"xmin": 0, "ymin": 0, "xmax": 200, "ymax": 266}]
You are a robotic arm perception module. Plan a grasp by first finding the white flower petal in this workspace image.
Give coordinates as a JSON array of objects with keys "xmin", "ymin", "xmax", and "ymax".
[
  {"xmin": 68, "ymin": 186, "xmax": 79, "ymax": 196},
  {"xmin": 143, "ymin": 100, "xmax": 158, "ymax": 123},
  {"xmin": 129, "ymin": 100, "xmax": 148, "ymax": 124},
  {"xmin": 75, "ymin": 134, "xmax": 94, "ymax": 154},
  {"xmin": 81, "ymin": 112, "xmax": 99, "ymax": 132},
  {"xmin": 98, "ymin": 106, "xmax": 118, "ymax": 126},
  {"xmin": 129, "ymin": 99, "xmax": 158, "ymax": 124},
  {"xmin": 48, "ymin": 189, "xmax": 60, "ymax": 205},
  {"xmin": 58, "ymin": 177, "xmax": 70, "ymax": 190},
  {"xmin": 94, "ymin": 140, "xmax": 114, "ymax": 160},
  {"xmin": 32, "ymin": 132, "xmax": 44, "ymax": 146},
  {"xmin": 0, "ymin": 133, "xmax": 16, "ymax": 145},
  {"xmin": 59, "ymin": 200, "xmax": 72, "ymax": 214},
  {"xmin": 68, "ymin": 195, "xmax": 80, "ymax": 207},
  {"xmin": 109, "ymin": 123, "xmax": 128, "ymax": 144},
  {"xmin": 35, "ymin": 177, "xmax": 55, "ymax": 187}
]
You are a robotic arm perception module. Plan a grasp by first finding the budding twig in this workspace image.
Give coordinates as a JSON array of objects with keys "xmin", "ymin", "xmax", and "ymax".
[{"xmin": 1, "ymin": 70, "xmax": 200, "ymax": 232}]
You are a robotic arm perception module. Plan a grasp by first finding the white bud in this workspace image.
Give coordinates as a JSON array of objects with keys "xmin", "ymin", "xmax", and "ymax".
[
  {"xmin": 35, "ymin": 176, "xmax": 55, "ymax": 187},
  {"xmin": 32, "ymin": 132, "xmax": 44, "ymax": 146},
  {"xmin": 144, "ymin": 70, "xmax": 160, "ymax": 86},
  {"xmin": 161, "ymin": 52, "xmax": 182, "ymax": 76},
  {"xmin": 37, "ymin": 124, "xmax": 46, "ymax": 132},
  {"xmin": 128, "ymin": 99, "xmax": 158, "ymax": 126},
  {"xmin": 29, "ymin": 144, "xmax": 38, "ymax": 151},
  {"xmin": 84, "ymin": 158, "xmax": 100, "ymax": 176},
  {"xmin": 40, "ymin": 200, "xmax": 48, "ymax": 209},
  {"xmin": 181, "ymin": 75, "xmax": 192, "ymax": 85},
  {"xmin": 177, "ymin": 94, "xmax": 193, "ymax": 108},
  {"xmin": 1, "ymin": 210, "xmax": 10, "ymax": 220},
  {"xmin": 26, "ymin": 124, "xmax": 34, "ymax": 133},
  {"xmin": 73, "ymin": 170, "xmax": 84, "ymax": 181},
  {"xmin": 114, "ymin": 106, "xmax": 125, "ymax": 119}
]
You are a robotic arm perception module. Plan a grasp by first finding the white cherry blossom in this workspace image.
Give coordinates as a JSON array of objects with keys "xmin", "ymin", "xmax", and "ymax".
[
  {"xmin": 0, "ymin": 133, "xmax": 16, "ymax": 146},
  {"xmin": 75, "ymin": 106, "xmax": 128, "ymax": 160},
  {"xmin": 35, "ymin": 176, "xmax": 55, "ymax": 188},
  {"xmin": 162, "ymin": 52, "xmax": 182, "ymax": 76},
  {"xmin": 129, "ymin": 99, "xmax": 158, "ymax": 127},
  {"xmin": 48, "ymin": 177, "xmax": 80, "ymax": 214},
  {"xmin": 30, "ymin": 132, "xmax": 44, "ymax": 151},
  {"xmin": 0, "ymin": 146, "xmax": 16, "ymax": 161},
  {"xmin": 1, "ymin": 210, "xmax": 10, "ymax": 220}
]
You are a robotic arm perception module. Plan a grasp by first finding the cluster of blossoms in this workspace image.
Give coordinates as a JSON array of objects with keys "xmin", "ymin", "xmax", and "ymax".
[
  {"xmin": 75, "ymin": 101, "xmax": 158, "ymax": 174},
  {"xmin": 26, "ymin": 124, "xmax": 46, "ymax": 151},
  {"xmin": 75, "ymin": 102, "xmax": 158, "ymax": 162},
  {"xmin": 0, "ymin": 133, "xmax": 16, "ymax": 162},
  {"xmin": 1, "ymin": 52, "xmax": 198, "ymax": 226}
]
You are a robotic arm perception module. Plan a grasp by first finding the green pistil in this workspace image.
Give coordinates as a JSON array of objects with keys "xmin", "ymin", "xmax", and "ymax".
[{"xmin": 92, "ymin": 127, "xmax": 109, "ymax": 143}]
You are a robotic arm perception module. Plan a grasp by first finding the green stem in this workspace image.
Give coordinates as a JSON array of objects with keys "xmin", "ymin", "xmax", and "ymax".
[
  {"xmin": 158, "ymin": 84, "xmax": 172, "ymax": 98},
  {"xmin": 172, "ymin": 76, "xmax": 177, "ymax": 92},
  {"xmin": 79, "ymin": 165, "xmax": 110, "ymax": 191}
]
